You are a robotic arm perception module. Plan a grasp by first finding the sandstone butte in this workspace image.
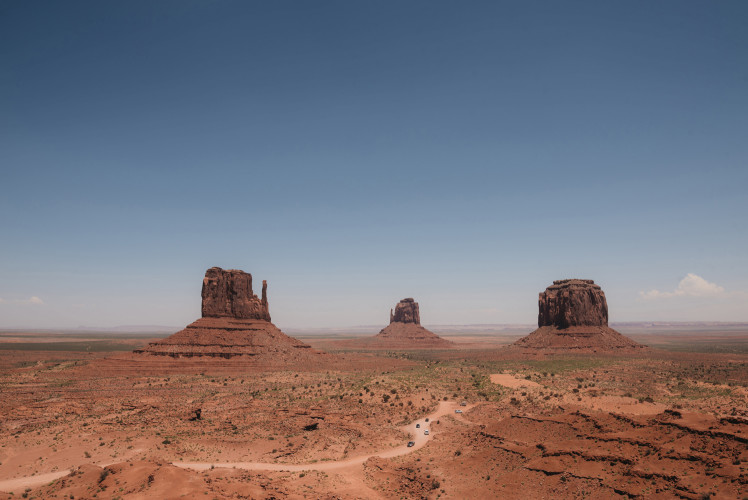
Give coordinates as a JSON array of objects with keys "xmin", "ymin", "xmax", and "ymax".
[
  {"xmin": 136, "ymin": 267, "xmax": 322, "ymax": 359},
  {"xmin": 353, "ymin": 298, "xmax": 454, "ymax": 349},
  {"xmin": 514, "ymin": 279, "xmax": 644, "ymax": 350}
]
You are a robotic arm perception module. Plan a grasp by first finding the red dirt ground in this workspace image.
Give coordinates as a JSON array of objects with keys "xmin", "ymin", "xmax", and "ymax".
[{"xmin": 0, "ymin": 333, "xmax": 745, "ymax": 499}]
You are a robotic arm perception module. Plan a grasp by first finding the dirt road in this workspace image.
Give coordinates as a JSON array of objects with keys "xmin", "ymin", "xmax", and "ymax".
[
  {"xmin": 0, "ymin": 470, "xmax": 72, "ymax": 494},
  {"xmin": 175, "ymin": 400, "xmax": 470, "ymax": 472},
  {"xmin": 0, "ymin": 401, "xmax": 470, "ymax": 494}
]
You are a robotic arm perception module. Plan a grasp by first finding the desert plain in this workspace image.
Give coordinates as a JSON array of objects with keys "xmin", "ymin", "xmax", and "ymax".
[{"xmin": 0, "ymin": 325, "xmax": 745, "ymax": 499}]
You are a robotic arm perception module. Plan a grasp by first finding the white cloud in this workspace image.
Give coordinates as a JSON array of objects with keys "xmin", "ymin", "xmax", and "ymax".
[
  {"xmin": 0, "ymin": 296, "xmax": 45, "ymax": 305},
  {"xmin": 6, "ymin": 296, "xmax": 46, "ymax": 305},
  {"xmin": 640, "ymin": 273, "xmax": 725, "ymax": 300}
]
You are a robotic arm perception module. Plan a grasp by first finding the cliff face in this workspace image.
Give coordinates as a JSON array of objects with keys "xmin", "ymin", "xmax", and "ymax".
[
  {"xmin": 390, "ymin": 298, "xmax": 420, "ymax": 325},
  {"xmin": 515, "ymin": 279, "xmax": 643, "ymax": 351},
  {"xmin": 538, "ymin": 279, "xmax": 608, "ymax": 329},
  {"xmin": 201, "ymin": 267, "xmax": 271, "ymax": 321},
  {"xmin": 137, "ymin": 267, "xmax": 325, "ymax": 359},
  {"xmin": 353, "ymin": 297, "xmax": 454, "ymax": 349}
]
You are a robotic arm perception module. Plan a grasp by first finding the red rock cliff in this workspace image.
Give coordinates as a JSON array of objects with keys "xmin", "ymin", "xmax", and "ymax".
[
  {"xmin": 538, "ymin": 279, "xmax": 608, "ymax": 328},
  {"xmin": 201, "ymin": 267, "xmax": 271, "ymax": 321},
  {"xmin": 390, "ymin": 298, "xmax": 420, "ymax": 325}
]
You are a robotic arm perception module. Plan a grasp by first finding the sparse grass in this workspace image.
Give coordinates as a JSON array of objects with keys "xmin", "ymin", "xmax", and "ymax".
[
  {"xmin": 643, "ymin": 341, "xmax": 748, "ymax": 354},
  {"xmin": 2, "ymin": 332, "xmax": 746, "ymax": 498},
  {"xmin": 0, "ymin": 341, "xmax": 136, "ymax": 352}
]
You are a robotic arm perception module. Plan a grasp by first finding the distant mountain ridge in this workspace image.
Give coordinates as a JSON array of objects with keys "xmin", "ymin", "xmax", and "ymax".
[
  {"xmin": 2, "ymin": 321, "xmax": 746, "ymax": 336},
  {"xmin": 285, "ymin": 321, "xmax": 748, "ymax": 337},
  {"xmin": 74, "ymin": 325, "xmax": 180, "ymax": 333}
]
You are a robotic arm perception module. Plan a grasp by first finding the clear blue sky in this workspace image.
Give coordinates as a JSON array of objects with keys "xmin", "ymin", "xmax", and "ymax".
[{"xmin": 2, "ymin": 1, "xmax": 747, "ymax": 329}]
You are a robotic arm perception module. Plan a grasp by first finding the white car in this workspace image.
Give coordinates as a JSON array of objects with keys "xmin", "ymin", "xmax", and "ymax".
[
  {"xmin": 424, "ymin": 430, "xmax": 429, "ymax": 435},
  {"xmin": 455, "ymin": 409, "xmax": 462, "ymax": 414}
]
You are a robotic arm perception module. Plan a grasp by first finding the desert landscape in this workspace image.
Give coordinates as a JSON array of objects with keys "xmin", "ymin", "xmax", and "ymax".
[
  {"xmin": 0, "ymin": 270, "xmax": 745, "ymax": 499},
  {"xmin": 3, "ymin": 2, "xmax": 746, "ymax": 499}
]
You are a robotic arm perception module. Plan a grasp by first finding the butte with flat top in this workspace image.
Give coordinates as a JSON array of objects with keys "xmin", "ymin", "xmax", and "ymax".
[
  {"xmin": 514, "ymin": 279, "xmax": 644, "ymax": 350},
  {"xmin": 350, "ymin": 298, "xmax": 454, "ymax": 348},
  {"xmin": 136, "ymin": 267, "xmax": 320, "ymax": 359}
]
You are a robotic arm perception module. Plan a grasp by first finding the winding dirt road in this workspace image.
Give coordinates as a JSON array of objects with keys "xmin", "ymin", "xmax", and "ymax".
[
  {"xmin": 175, "ymin": 400, "xmax": 470, "ymax": 472},
  {"xmin": 0, "ymin": 401, "xmax": 471, "ymax": 494},
  {"xmin": 0, "ymin": 470, "xmax": 72, "ymax": 494}
]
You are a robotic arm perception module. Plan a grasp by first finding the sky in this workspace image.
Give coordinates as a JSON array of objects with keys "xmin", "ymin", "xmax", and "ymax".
[{"xmin": 1, "ymin": 1, "xmax": 747, "ymax": 329}]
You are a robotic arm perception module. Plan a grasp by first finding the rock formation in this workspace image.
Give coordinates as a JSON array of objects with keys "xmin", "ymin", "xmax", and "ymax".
[
  {"xmin": 351, "ymin": 298, "xmax": 454, "ymax": 349},
  {"xmin": 136, "ymin": 267, "xmax": 324, "ymax": 359},
  {"xmin": 201, "ymin": 267, "xmax": 270, "ymax": 321},
  {"xmin": 515, "ymin": 279, "xmax": 643, "ymax": 350},
  {"xmin": 538, "ymin": 279, "xmax": 608, "ymax": 328},
  {"xmin": 389, "ymin": 298, "xmax": 420, "ymax": 325}
]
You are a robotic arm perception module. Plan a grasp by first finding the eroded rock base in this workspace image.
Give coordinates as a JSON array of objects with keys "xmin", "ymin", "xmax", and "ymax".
[
  {"xmin": 135, "ymin": 317, "xmax": 315, "ymax": 358},
  {"xmin": 514, "ymin": 326, "xmax": 645, "ymax": 351}
]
